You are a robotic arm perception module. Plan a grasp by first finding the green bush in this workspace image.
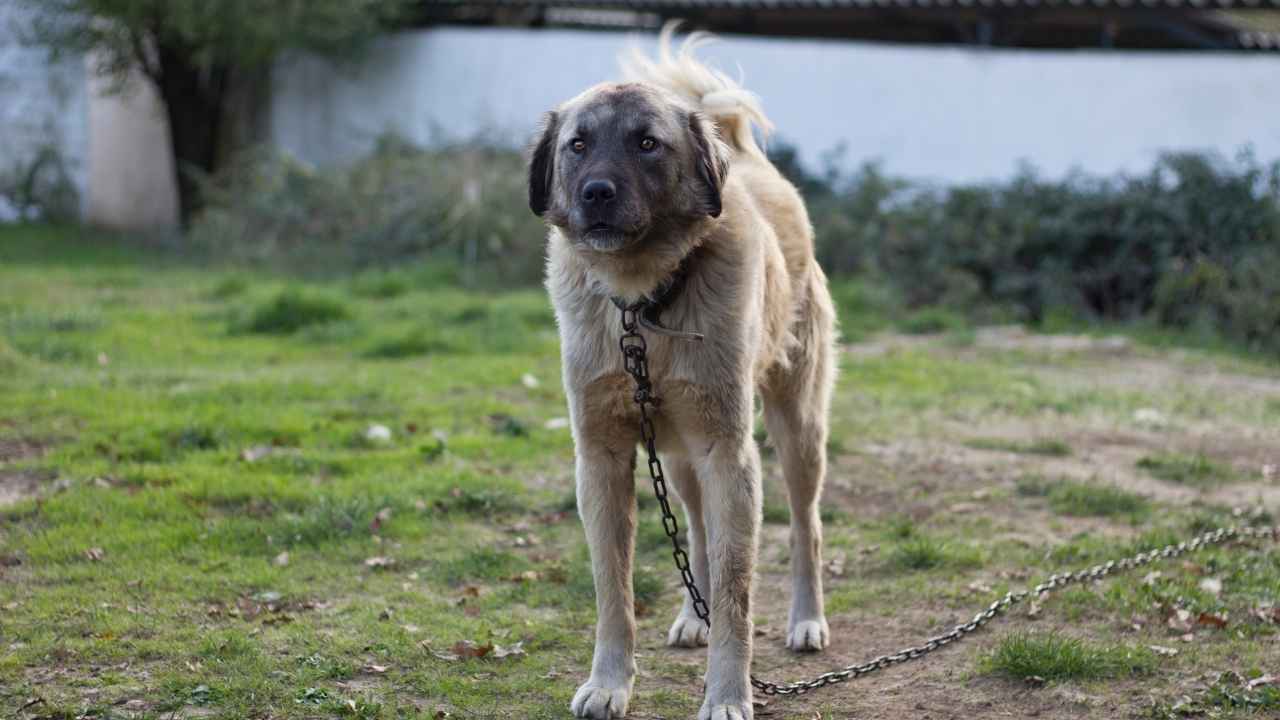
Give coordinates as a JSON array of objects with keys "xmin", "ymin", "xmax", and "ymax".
[
  {"xmin": 773, "ymin": 142, "xmax": 1280, "ymax": 355},
  {"xmin": 191, "ymin": 137, "xmax": 1279, "ymax": 355},
  {"xmin": 189, "ymin": 135, "xmax": 545, "ymax": 286}
]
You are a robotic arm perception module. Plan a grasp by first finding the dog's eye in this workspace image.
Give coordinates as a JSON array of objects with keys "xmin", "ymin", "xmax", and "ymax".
[
  {"xmin": 570, "ymin": 139, "xmax": 586, "ymax": 154},
  {"xmin": 639, "ymin": 137, "xmax": 657, "ymax": 152}
]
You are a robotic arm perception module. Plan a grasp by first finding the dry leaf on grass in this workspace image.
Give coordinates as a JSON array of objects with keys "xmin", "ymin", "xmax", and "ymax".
[
  {"xmin": 364, "ymin": 664, "xmax": 389, "ymax": 674},
  {"xmin": 85, "ymin": 547, "xmax": 105, "ymax": 561},
  {"xmin": 1196, "ymin": 611, "xmax": 1228, "ymax": 629},
  {"xmin": 364, "ymin": 556, "xmax": 395, "ymax": 569},
  {"xmin": 1198, "ymin": 577, "xmax": 1223, "ymax": 596},
  {"xmin": 426, "ymin": 639, "xmax": 525, "ymax": 661},
  {"xmin": 1148, "ymin": 645, "xmax": 1179, "ymax": 657},
  {"xmin": 1247, "ymin": 674, "xmax": 1278, "ymax": 689},
  {"xmin": 369, "ymin": 507, "xmax": 392, "ymax": 533}
]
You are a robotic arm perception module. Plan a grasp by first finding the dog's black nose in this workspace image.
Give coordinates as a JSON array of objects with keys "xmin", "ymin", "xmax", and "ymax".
[{"xmin": 581, "ymin": 179, "xmax": 617, "ymax": 205}]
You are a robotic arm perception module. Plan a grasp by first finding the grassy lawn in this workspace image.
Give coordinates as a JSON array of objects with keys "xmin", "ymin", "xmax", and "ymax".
[{"xmin": 2, "ymin": 225, "xmax": 1279, "ymax": 719}]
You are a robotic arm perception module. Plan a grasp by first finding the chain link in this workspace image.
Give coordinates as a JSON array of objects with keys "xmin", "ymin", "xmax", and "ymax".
[{"xmin": 617, "ymin": 302, "xmax": 1280, "ymax": 698}]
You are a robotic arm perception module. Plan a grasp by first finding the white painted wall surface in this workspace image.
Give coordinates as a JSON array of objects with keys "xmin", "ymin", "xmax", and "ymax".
[
  {"xmin": 0, "ymin": 1, "xmax": 88, "ymax": 219},
  {"xmin": 270, "ymin": 26, "xmax": 1280, "ymax": 183},
  {"xmin": 84, "ymin": 64, "xmax": 180, "ymax": 231}
]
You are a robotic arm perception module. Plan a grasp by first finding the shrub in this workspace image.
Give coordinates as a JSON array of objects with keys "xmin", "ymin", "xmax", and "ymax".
[
  {"xmin": 775, "ymin": 144, "xmax": 1280, "ymax": 355},
  {"xmin": 189, "ymin": 135, "xmax": 545, "ymax": 285}
]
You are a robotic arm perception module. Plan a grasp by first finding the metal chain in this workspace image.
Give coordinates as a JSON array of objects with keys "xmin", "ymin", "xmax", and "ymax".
[{"xmin": 618, "ymin": 302, "xmax": 1280, "ymax": 698}]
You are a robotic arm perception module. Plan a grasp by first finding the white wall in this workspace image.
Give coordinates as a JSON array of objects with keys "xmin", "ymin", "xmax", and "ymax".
[
  {"xmin": 270, "ymin": 26, "xmax": 1280, "ymax": 183},
  {"xmin": 84, "ymin": 62, "xmax": 180, "ymax": 231},
  {"xmin": 0, "ymin": 1, "xmax": 88, "ymax": 220}
]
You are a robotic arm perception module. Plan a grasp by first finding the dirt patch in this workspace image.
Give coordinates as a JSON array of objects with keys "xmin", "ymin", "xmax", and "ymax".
[
  {"xmin": 0, "ymin": 436, "xmax": 49, "ymax": 463},
  {"xmin": 0, "ymin": 436, "xmax": 58, "ymax": 507},
  {"xmin": 0, "ymin": 468, "xmax": 56, "ymax": 508}
]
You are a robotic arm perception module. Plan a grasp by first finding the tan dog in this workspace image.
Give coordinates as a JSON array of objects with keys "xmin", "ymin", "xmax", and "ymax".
[{"xmin": 528, "ymin": 27, "xmax": 836, "ymax": 720}]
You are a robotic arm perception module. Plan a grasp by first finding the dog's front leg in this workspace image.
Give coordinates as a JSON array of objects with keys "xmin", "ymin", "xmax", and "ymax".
[
  {"xmin": 570, "ymin": 438, "xmax": 638, "ymax": 720},
  {"xmin": 694, "ymin": 437, "xmax": 762, "ymax": 720}
]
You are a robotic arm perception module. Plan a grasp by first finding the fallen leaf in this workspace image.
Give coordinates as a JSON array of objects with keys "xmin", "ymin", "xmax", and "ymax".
[
  {"xmin": 825, "ymin": 553, "xmax": 846, "ymax": 577},
  {"xmin": 1141, "ymin": 571, "xmax": 1163, "ymax": 586},
  {"xmin": 1024, "ymin": 675, "xmax": 1046, "ymax": 687},
  {"xmin": 365, "ymin": 424, "xmax": 392, "ymax": 443},
  {"xmin": 508, "ymin": 570, "xmax": 540, "ymax": 583},
  {"xmin": 1196, "ymin": 611, "xmax": 1228, "ymax": 629},
  {"xmin": 967, "ymin": 580, "xmax": 993, "ymax": 594},
  {"xmin": 521, "ymin": 373, "xmax": 540, "ymax": 389},
  {"xmin": 1167, "ymin": 607, "xmax": 1193, "ymax": 632},
  {"xmin": 1148, "ymin": 645, "xmax": 1178, "ymax": 657},
  {"xmin": 85, "ymin": 547, "xmax": 105, "ymax": 562},
  {"xmin": 1198, "ymin": 577, "xmax": 1223, "ymax": 596},
  {"xmin": 493, "ymin": 641, "xmax": 525, "ymax": 659},
  {"xmin": 434, "ymin": 708, "xmax": 451, "ymax": 719},
  {"xmin": 364, "ymin": 664, "xmax": 389, "ymax": 674},
  {"xmin": 370, "ymin": 507, "xmax": 392, "ymax": 533},
  {"xmin": 1179, "ymin": 633, "xmax": 1195, "ymax": 642},
  {"xmin": 401, "ymin": 624, "xmax": 420, "ymax": 634},
  {"xmin": 364, "ymin": 556, "xmax": 395, "ymax": 569},
  {"xmin": 1251, "ymin": 605, "xmax": 1280, "ymax": 625},
  {"xmin": 433, "ymin": 640, "xmax": 493, "ymax": 661},
  {"xmin": 1247, "ymin": 674, "xmax": 1278, "ymax": 689},
  {"xmin": 273, "ymin": 551, "xmax": 290, "ymax": 567}
]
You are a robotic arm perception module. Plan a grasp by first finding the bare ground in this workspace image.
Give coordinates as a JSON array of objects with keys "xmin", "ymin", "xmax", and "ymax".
[{"xmin": 622, "ymin": 331, "xmax": 1279, "ymax": 719}]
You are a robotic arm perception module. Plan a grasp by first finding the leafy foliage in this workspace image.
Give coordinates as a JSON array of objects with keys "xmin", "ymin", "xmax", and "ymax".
[
  {"xmin": 776, "ymin": 144, "xmax": 1280, "ymax": 354},
  {"xmin": 24, "ymin": 0, "xmax": 407, "ymax": 80},
  {"xmin": 189, "ymin": 137, "xmax": 545, "ymax": 284}
]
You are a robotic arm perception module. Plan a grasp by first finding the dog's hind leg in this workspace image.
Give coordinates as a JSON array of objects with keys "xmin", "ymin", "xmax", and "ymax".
[
  {"xmin": 664, "ymin": 455, "xmax": 710, "ymax": 648},
  {"xmin": 570, "ymin": 437, "xmax": 640, "ymax": 720},
  {"xmin": 762, "ymin": 276, "xmax": 836, "ymax": 652}
]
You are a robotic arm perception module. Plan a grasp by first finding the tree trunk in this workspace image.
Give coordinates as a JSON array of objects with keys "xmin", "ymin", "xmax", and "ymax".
[{"xmin": 154, "ymin": 45, "xmax": 229, "ymax": 226}]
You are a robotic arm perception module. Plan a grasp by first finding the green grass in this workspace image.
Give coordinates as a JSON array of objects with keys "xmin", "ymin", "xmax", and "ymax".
[
  {"xmin": 886, "ymin": 535, "xmax": 983, "ymax": 572},
  {"xmin": 979, "ymin": 631, "xmax": 1157, "ymax": 681},
  {"xmin": 1017, "ymin": 476, "xmax": 1149, "ymax": 518},
  {"xmin": 238, "ymin": 288, "xmax": 351, "ymax": 334},
  {"xmin": 898, "ymin": 307, "xmax": 969, "ymax": 335},
  {"xmin": 2, "ymin": 225, "xmax": 1278, "ymax": 719},
  {"xmin": 1137, "ymin": 452, "xmax": 1236, "ymax": 487},
  {"xmin": 965, "ymin": 437, "xmax": 1072, "ymax": 457}
]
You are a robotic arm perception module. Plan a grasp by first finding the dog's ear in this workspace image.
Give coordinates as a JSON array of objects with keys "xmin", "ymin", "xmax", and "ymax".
[
  {"xmin": 687, "ymin": 111, "xmax": 731, "ymax": 218},
  {"xmin": 528, "ymin": 111, "xmax": 559, "ymax": 217}
]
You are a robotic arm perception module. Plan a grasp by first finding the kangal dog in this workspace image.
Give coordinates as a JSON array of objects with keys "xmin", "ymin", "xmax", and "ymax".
[{"xmin": 528, "ymin": 26, "xmax": 836, "ymax": 720}]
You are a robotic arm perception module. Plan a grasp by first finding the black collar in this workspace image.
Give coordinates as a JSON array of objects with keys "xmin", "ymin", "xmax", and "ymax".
[{"xmin": 609, "ymin": 248, "xmax": 704, "ymax": 342}]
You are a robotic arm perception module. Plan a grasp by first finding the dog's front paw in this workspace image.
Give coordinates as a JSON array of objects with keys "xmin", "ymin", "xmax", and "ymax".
[
  {"xmin": 667, "ymin": 611, "xmax": 709, "ymax": 648},
  {"xmin": 571, "ymin": 679, "xmax": 632, "ymax": 719},
  {"xmin": 786, "ymin": 617, "xmax": 829, "ymax": 652},
  {"xmin": 698, "ymin": 701, "xmax": 752, "ymax": 720}
]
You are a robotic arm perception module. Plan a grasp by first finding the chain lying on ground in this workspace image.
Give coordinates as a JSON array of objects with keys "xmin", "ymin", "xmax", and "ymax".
[{"xmin": 618, "ymin": 301, "xmax": 1280, "ymax": 698}]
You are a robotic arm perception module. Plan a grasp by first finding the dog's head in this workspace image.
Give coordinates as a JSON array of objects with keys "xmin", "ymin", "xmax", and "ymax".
[{"xmin": 528, "ymin": 83, "xmax": 729, "ymax": 254}]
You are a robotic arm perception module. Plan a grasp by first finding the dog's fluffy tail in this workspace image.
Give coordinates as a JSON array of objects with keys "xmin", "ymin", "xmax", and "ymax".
[{"xmin": 621, "ymin": 22, "xmax": 773, "ymax": 159}]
